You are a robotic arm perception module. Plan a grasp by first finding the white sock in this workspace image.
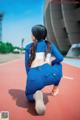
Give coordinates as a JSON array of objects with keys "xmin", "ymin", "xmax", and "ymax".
[{"xmin": 33, "ymin": 90, "xmax": 46, "ymax": 115}]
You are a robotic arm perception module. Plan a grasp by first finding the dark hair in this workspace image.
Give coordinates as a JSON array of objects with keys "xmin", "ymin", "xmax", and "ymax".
[
  {"xmin": 29, "ymin": 24, "xmax": 51, "ymax": 66},
  {"xmin": 32, "ymin": 24, "xmax": 47, "ymax": 40}
]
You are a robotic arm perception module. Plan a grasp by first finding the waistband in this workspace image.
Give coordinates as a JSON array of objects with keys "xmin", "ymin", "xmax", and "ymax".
[{"xmin": 30, "ymin": 63, "xmax": 50, "ymax": 70}]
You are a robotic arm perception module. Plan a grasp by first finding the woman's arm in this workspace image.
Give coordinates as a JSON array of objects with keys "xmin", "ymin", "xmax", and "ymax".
[
  {"xmin": 51, "ymin": 44, "xmax": 64, "ymax": 65},
  {"xmin": 25, "ymin": 43, "xmax": 32, "ymax": 74}
]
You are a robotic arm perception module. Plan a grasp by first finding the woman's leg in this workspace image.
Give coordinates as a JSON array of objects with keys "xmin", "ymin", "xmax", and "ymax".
[
  {"xmin": 51, "ymin": 74, "xmax": 61, "ymax": 96},
  {"xmin": 26, "ymin": 90, "xmax": 46, "ymax": 115},
  {"xmin": 26, "ymin": 68, "xmax": 46, "ymax": 115},
  {"xmin": 51, "ymin": 63, "xmax": 63, "ymax": 96},
  {"xmin": 33, "ymin": 90, "xmax": 46, "ymax": 115}
]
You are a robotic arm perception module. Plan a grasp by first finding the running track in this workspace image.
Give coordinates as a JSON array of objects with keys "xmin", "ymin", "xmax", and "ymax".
[{"xmin": 0, "ymin": 58, "xmax": 80, "ymax": 120}]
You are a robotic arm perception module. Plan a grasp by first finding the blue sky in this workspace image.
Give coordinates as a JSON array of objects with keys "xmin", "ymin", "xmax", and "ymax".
[{"xmin": 0, "ymin": 0, "xmax": 44, "ymax": 47}]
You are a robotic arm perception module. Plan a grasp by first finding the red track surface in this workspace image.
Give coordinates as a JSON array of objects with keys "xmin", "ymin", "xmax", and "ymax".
[{"xmin": 0, "ymin": 58, "xmax": 80, "ymax": 120}]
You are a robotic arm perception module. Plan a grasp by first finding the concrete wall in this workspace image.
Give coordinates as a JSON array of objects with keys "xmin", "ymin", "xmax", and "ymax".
[
  {"xmin": 44, "ymin": 0, "xmax": 80, "ymax": 55},
  {"xmin": 44, "ymin": 0, "xmax": 57, "ymax": 46}
]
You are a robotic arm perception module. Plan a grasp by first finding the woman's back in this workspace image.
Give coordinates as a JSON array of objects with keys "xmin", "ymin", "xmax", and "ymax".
[{"xmin": 31, "ymin": 40, "xmax": 52, "ymax": 68}]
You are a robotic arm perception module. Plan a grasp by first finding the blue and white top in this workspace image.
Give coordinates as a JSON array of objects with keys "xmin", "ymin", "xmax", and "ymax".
[{"xmin": 25, "ymin": 39, "xmax": 63, "ymax": 73}]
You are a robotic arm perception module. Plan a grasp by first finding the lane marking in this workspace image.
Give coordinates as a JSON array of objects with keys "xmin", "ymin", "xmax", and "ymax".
[{"xmin": 63, "ymin": 75, "xmax": 74, "ymax": 80}]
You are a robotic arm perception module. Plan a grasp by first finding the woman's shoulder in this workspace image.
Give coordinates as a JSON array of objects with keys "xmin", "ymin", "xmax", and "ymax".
[{"xmin": 25, "ymin": 42, "xmax": 33, "ymax": 50}]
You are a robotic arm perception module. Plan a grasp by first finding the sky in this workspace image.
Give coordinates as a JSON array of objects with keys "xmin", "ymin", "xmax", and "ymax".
[{"xmin": 0, "ymin": 0, "xmax": 45, "ymax": 47}]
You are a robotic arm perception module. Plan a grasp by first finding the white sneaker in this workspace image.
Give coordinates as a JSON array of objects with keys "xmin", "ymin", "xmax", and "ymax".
[{"xmin": 33, "ymin": 90, "xmax": 46, "ymax": 115}]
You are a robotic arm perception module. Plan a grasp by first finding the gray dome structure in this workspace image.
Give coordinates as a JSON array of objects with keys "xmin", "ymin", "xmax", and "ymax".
[{"xmin": 44, "ymin": 0, "xmax": 80, "ymax": 57}]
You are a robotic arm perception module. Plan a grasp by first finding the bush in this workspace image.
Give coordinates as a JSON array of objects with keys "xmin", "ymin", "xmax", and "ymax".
[
  {"xmin": 0, "ymin": 41, "xmax": 14, "ymax": 53},
  {"xmin": 0, "ymin": 41, "xmax": 25, "ymax": 54}
]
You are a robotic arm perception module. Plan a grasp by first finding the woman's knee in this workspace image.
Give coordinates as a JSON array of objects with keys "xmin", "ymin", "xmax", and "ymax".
[
  {"xmin": 26, "ymin": 94, "xmax": 34, "ymax": 101},
  {"xmin": 57, "ymin": 63, "xmax": 63, "ymax": 77},
  {"xmin": 54, "ymin": 73, "xmax": 62, "ymax": 86},
  {"xmin": 54, "ymin": 78, "xmax": 61, "ymax": 86}
]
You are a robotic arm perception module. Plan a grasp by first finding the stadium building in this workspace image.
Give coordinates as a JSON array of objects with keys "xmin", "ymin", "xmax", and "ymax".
[{"xmin": 44, "ymin": 0, "xmax": 80, "ymax": 57}]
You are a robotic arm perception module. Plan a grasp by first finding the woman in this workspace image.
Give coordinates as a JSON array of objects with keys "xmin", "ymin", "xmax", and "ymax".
[{"xmin": 25, "ymin": 25, "xmax": 63, "ymax": 115}]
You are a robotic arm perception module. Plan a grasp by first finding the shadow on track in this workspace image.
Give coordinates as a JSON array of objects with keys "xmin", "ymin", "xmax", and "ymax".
[{"xmin": 9, "ymin": 89, "xmax": 50, "ymax": 115}]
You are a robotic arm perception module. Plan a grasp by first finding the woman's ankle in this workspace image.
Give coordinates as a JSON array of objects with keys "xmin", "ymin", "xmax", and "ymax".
[{"xmin": 52, "ymin": 86, "xmax": 59, "ymax": 96}]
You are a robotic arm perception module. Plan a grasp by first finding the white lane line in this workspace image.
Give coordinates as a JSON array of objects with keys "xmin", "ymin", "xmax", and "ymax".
[
  {"xmin": 0, "ymin": 58, "xmax": 24, "ymax": 66},
  {"xmin": 63, "ymin": 75, "xmax": 74, "ymax": 80}
]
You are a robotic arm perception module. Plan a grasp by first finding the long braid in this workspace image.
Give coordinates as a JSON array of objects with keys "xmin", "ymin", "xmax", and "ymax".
[
  {"xmin": 29, "ymin": 40, "xmax": 51, "ymax": 67},
  {"xmin": 29, "ymin": 40, "xmax": 38, "ymax": 67},
  {"xmin": 45, "ymin": 40, "xmax": 51, "ymax": 58}
]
